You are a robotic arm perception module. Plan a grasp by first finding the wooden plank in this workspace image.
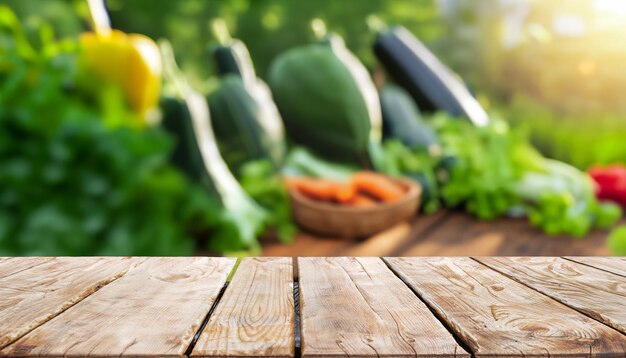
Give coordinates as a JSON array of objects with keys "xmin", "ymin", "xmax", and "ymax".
[
  {"xmin": 477, "ymin": 257, "xmax": 626, "ymax": 334},
  {"xmin": 298, "ymin": 257, "xmax": 468, "ymax": 357},
  {"xmin": 263, "ymin": 212, "xmax": 450, "ymax": 257},
  {"xmin": 565, "ymin": 256, "xmax": 626, "ymax": 277},
  {"xmin": 192, "ymin": 257, "xmax": 294, "ymax": 357},
  {"xmin": 262, "ymin": 232, "xmax": 353, "ymax": 257},
  {"xmin": 2, "ymin": 257, "xmax": 235, "ymax": 357},
  {"xmin": 346, "ymin": 211, "xmax": 450, "ymax": 257},
  {"xmin": 0, "ymin": 257, "xmax": 134, "ymax": 350},
  {"xmin": 385, "ymin": 257, "xmax": 626, "ymax": 357},
  {"xmin": 403, "ymin": 213, "xmax": 612, "ymax": 256},
  {"xmin": 0, "ymin": 257, "xmax": 53, "ymax": 279}
]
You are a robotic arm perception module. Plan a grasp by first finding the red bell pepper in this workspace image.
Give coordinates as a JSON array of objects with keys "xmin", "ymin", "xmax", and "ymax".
[{"xmin": 588, "ymin": 165, "xmax": 626, "ymax": 207}]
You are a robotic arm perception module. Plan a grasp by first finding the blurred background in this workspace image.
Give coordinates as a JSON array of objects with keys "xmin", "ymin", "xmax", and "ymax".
[{"xmin": 2, "ymin": 0, "xmax": 626, "ymax": 257}]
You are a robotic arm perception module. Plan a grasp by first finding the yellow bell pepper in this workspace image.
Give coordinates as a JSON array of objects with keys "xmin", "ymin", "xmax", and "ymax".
[{"xmin": 79, "ymin": 29, "xmax": 161, "ymax": 121}]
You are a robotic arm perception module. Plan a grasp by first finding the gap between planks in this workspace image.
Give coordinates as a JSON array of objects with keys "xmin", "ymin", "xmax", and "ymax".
[
  {"xmin": 381, "ymin": 257, "xmax": 476, "ymax": 356},
  {"xmin": 292, "ymin": 257, "xmax": 301, "ymax": 358},
  {"xmin": 0, "ymin": 258, "xmax": 138, "ymax": 351},
  {"xmin": 183, "ymin": 258, "xmax": 241, "ymax": 356},
  {"xmin": 184, "ymin": 257, "xmax": 302, "ymax": 358},
  {"xmin": 385, "ymin": 257, "xmax": 626, "ymax": 356},
  {"xmin": 562, "ymin": 256, "xmax": 626, "ymax": 278},
  {"xmin": 472, "ymin": 257, "xmax": 626, "ymax": 337}
]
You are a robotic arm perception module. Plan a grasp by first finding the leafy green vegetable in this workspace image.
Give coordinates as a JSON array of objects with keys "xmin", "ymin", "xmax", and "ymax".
[
  {"xmin": 282, "ymin": 147, "xmax": 356, "ymax": 182},
  {"xmin": 516, "ymin": 159, "xmax": 621, "ymax": 237},
  {"xmin": 432, "ymin": 112, "xmax": 621, "ymax": 235},
  {"xmin": 0, "ymin": 7, "xmax": 225, "ymax": 255},
  {"xmin": 608, "ymin": 226, "xmax": 626, "ymax": 256},
  {"xmin": 434, "ymin": 115, "xmax": 537, "ymax": 219},
  {"xmin": 240, "ymin": 160, "xmax": 296, "ymax": 244}
]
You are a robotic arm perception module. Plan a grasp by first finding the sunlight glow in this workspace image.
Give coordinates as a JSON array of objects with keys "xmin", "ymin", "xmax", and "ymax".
[{"xmin": 594, "ymin": 0, "xmax": 626, "ymax": 16}]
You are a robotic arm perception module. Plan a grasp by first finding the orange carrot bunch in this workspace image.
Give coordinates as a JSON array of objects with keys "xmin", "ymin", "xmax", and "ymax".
[{"xmin": 285, "ymin": 172, "xmax": 406, "ymax": 207}]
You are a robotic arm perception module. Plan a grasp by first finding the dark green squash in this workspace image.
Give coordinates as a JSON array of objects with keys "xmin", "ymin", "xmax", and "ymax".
[
  {"xmin": 208, "ymin": 75, "xmax": 285, "ymax": 176},
  {"xmin": 208, "ymin": 28, "xmax": 286, "ymax": 176},
  {"xmin": 268, "ymin": 33, "xmax": 381, "ymax": 164},
  {"xmin": 159, "ymin": 40, "xmax": 267, "ymax": 252}
]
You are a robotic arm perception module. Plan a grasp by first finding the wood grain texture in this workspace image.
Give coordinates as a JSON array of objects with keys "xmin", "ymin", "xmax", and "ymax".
[
  {"xmin": 265, "ymin": 211, "xmax": 615, "ymax": 257},
  {"xmin": 565, "ymin": 256, "xmax": 626, "ymax": 277},
  {"xmin": 2, "ymin": 257, "xmax": 235, "ymax": 357},
  {"xmin": 0, "ymin": 257, "xmax": 134, "ymax": 350},
  {"xmin": 192, "ymin": 257, "xmax": 294, "ymax": 357},
  {"xmin": 477, "ymin": 256, "xmax": 626, "ymax": 334},
  {"xmin": 0, "ymin": 257, "xmax": 53, "ymax": 279},
  {"xmin": 402, "ymin": 213, "xmax": 612, "ymax": 256},
  {"xmin": 298, "ymin": 257, "xmax": 468, "ymax": 357},
  {"xmin": 262, "ymin": 232, "xmax": 354, "ymax": 257},
  {"xmin": 385, "ymin": 257, "xmax": 626, "ymax": 357},
  {"xmin": 263, "ymin": 212, "xmax": 450, "ymax": 258},
  {"xmin": 346, "ymin": 211, "xmax": 450, "ymax": 257}
]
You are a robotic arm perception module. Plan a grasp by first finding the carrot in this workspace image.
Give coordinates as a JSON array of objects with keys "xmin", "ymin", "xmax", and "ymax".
[
  {"xmin": 351, "ymin": 171, "xmax": 405, "ymax": 203},
  {"xmin": 285, "ymin": 177, "xmax": 353, "ymax": 202},
  {"xmin": 344, "ymin": 193, "xmax": 377, "ymax": 208},
  {"xmin": 334, "ymin": 181, "xmax": 356, "ymax": 203}
]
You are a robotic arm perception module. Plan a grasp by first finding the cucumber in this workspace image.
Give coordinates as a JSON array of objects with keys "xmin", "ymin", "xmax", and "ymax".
[
  {"xmin": 380, "ymin": 84, "xmax": 438, "ymax": 151},
  {"xmin": 374, "ymin": 26, "xmax": 488, "ymax": 126},
  {"xmin": 268, "ymin": 33, "xmax": 381, "ymax": 164}
]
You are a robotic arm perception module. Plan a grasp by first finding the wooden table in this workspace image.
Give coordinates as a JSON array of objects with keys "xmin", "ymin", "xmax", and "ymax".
[
  {"xmin": 0, "ymin": 257, "xmax": 625, "ymax": 357},
  {"xmin": 263, "ymin": 211, "xmax": 620, "ymax": 257}
]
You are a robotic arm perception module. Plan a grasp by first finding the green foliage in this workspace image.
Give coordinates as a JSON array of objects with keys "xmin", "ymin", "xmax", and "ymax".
[
  {"xmin": 5, "ymin": 0, "xmax": 443, "ymax": 86},
  {"xmin": 239, "ymin": 160, "xmax": 296, "ymax": 244},
  {"xmin": 434, "ymin": 115, "xmax": 540, "ymax": 219},
  {"xmin": 0, "ymin": 7, "xmax": 224, "ymax": 255},
  {"xmin": 608, "ymin": 226, "xmax": 626, "ymax": 256},
  {"xmin": 370, "ymin": 140, "xmax": 440, "ymax": 214},
  {"xmin": 505, "ymin": 95, "xmax": 626, "ymax": 169},
  {"xmin": 282, "ymin": 147, "xmax": 356, "ymax": 182},
  {"xmin": 432, "ymin": 113, "xmax": 620, "ymax": 235}
]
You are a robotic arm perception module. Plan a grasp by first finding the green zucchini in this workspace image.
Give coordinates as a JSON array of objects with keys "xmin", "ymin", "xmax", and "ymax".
[
  {"xmin": 380, "ymin": 84, "xmax": 438, "ymax": 151},
  {"xmin": 211, "ymin": 39, "xmax": 256, "ymax": 89},
  {"xmin": 374, "ymin": 26, "xmax": 488, "ymax": 126},
  {"xmin": 208, "ymin": 26, "xmax": 286, "ymax": 176},
  {"xmin": 209, "ymin": 18, "xmax": 256, "ymax": 88},
  {"xmin": 159, "ymin": 40, "xmax": 266, "ymax": 253},
  {"xmin": 209, "ymin": 75, "xmax": 285, "ymax": 176},
  {"xmin": 268, "ymin": 33, "xmax": 381, "ymax": 164}
]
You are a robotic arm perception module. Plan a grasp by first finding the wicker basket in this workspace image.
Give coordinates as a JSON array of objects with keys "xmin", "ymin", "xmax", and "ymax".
[{"xmin": 289, "ymin": 178, "xmax": 421, "ymax": 239}]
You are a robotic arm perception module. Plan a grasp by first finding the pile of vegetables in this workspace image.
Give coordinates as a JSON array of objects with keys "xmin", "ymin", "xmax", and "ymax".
[
  {"xmin": 0, "ymin": 6, "xmax": 228, "ymax": 255},
  {"xmin": 2, "ymin": 3, "xmax": 624, "ymax": 256},
  {"xmin": 265, "ymin": 21, "xmax": 622, "ymax": 250}
]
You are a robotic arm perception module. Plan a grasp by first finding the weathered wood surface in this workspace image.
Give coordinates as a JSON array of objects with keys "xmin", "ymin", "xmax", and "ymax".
[
  {"xmin": 0, "ymin": 257, "xmax": 53, "ymax": 279},
  {"xmin": 478, "ymin": 256, "xmax": 626, "ymax": 334},
  {"xmin": 565, "ymin": 256, "xmax": 626, "ymax": 277},
  {"xmin": 0, "ymin": 257, "xmax": 134, "ymax": 350},
  {"xmin": 298, "ymin": 257, "xmax": 468, "ymax": 357},
  {"xmin": 263, "ymin": 211, "xmax": 615, "ymax": 256},
  {"xmin": 192, "ymin": 257, "xmax": 294, "ymax": 357},
  {"xmin": 385, "ymin": 257, "xmax": 626, "ymax": 357},
  {"xmin": 2, "ymin": 257, "xmax": 235, "ymax": 357},
  {"xmin": 1, "ymin": 256, "xmax": 625, "ymax": 357}
]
